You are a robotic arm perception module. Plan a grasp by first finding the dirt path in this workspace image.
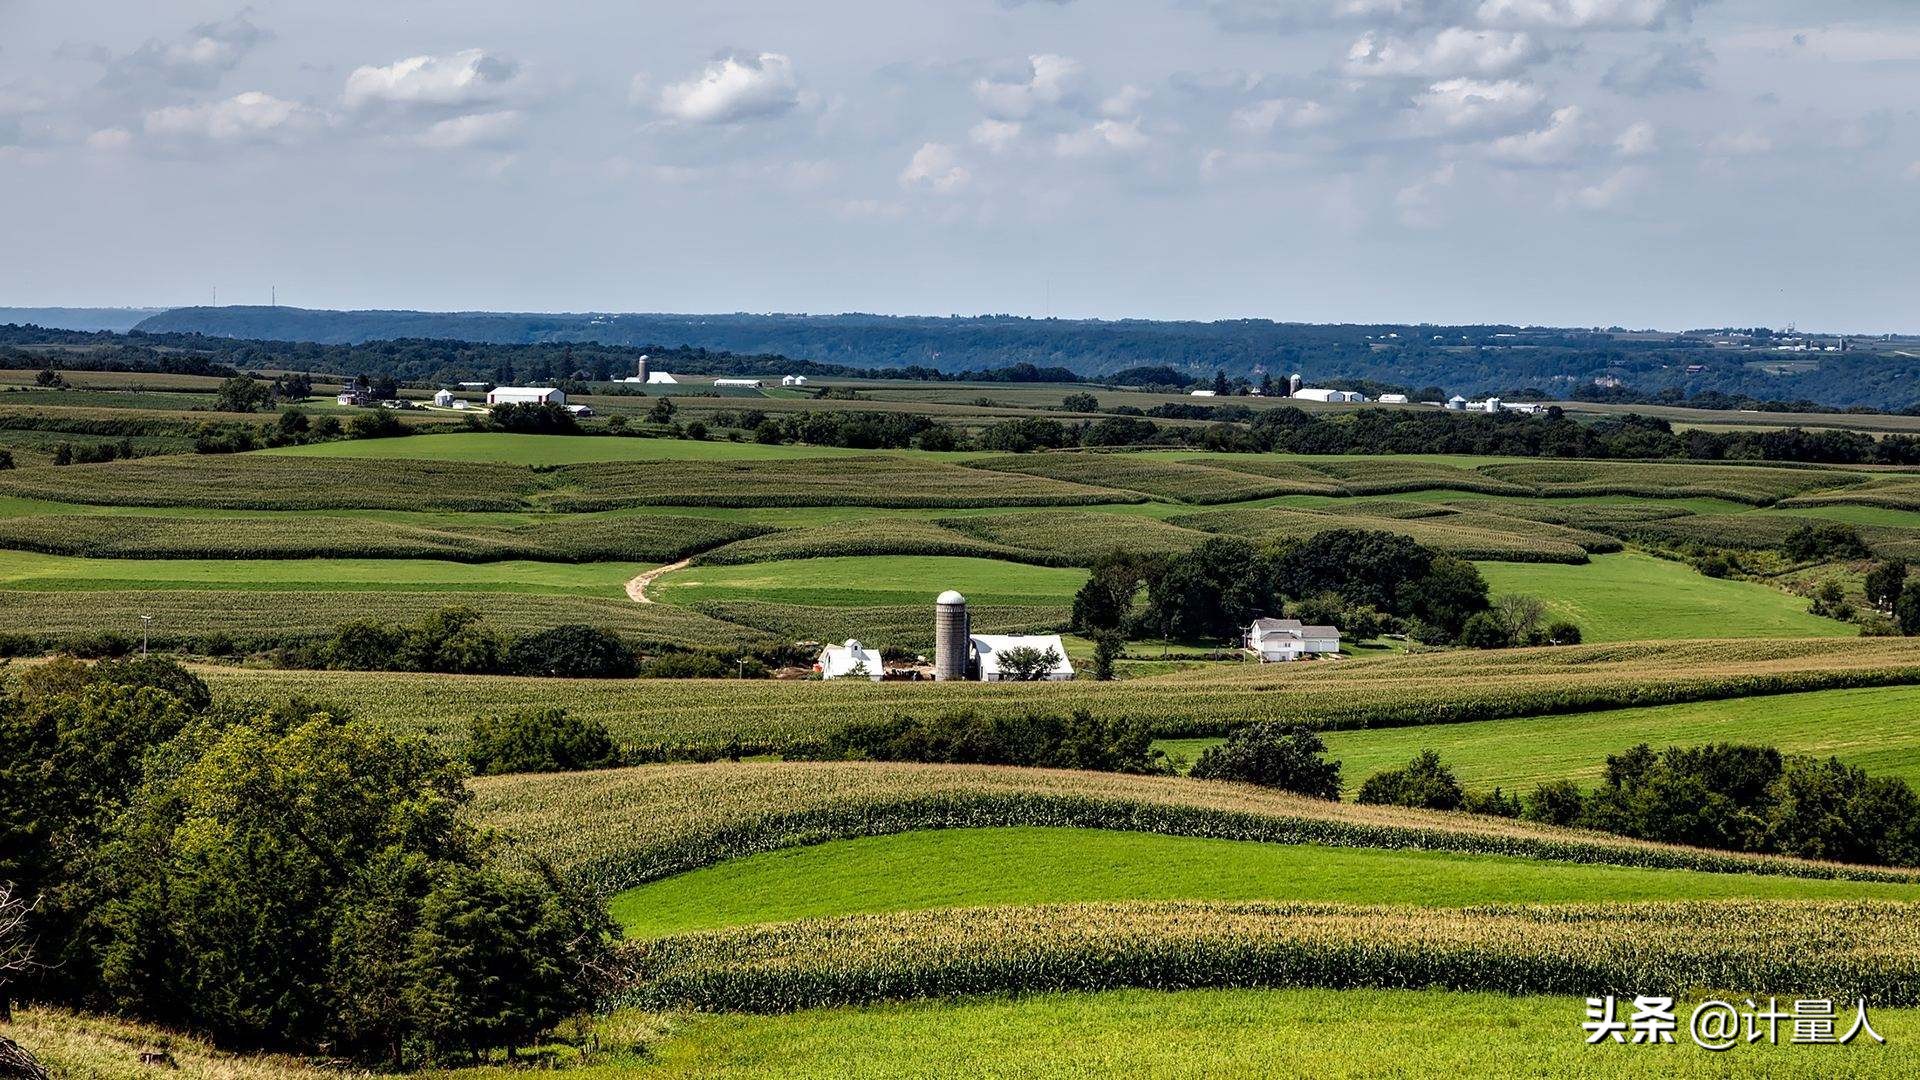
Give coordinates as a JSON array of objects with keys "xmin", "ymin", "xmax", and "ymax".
[{"xmin": 625, "ymin": 558, "xmax": 691, "ymax": 604}]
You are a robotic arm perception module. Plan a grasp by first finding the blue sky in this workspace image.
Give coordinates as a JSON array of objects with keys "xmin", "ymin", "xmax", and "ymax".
[{"xmin": 2, "ymin": 1, "xmax": 1918, "ymax": 330}]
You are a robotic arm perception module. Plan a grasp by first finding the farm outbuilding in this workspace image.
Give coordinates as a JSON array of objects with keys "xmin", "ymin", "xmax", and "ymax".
[
  {"xmin": 969, "ymin": 634, "xmax": 1075, "ymax": 682},
  {"xmin": 782, "ymin": 375, "xmax": 809, "ymax": 386},
  {"xmin": 713, "ymin": 378, "xmax": 765, "ymax": 389},
  {"xmin": 486, "ymin": 386, "xmax": 565, "ymax": 406},
  {"xmin": 432, "ymin": 389, "xmax": 454, "ymax": 407},
  {"xmin": 1244, "ymin": 618, "xmax": 1341, "ymax": 662},
  {"xmin": 816, "ymin": 639, "xmax": 887, "ymax": 681}
]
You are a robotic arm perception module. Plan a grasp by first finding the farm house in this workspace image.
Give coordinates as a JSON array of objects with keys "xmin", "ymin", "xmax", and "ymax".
[
  {"xmin": 816, "ymin": 639, "xmax": 887, "ymax": 680},
  {"xmin": 1243, "ymin": 618, "xmax": 1341, "ymax": 662},
  {"xmin": 486, "ymin": 386, "xmax": 565, "ymax": 406},
  {"xmin": 970, "ymin": 634, "xmax": 1075, "ymax": 681}
]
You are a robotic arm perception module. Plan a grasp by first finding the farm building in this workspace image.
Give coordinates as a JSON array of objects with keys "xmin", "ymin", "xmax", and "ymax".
[
  {"xmin": 1292, "ymin": 388, "xmax": 1367, "ymax": 403},
  {"xmin": 1189, "ymin": 390, "xmax": 1217, "ymax": 397},
  {"xmin": 816, "ymin": 639, "xmax": 887, "ymax": 681},
  {"xmin": 713, "ymin": 378, "xmax": 765, "ymax": 389},
  {"xmin": 970, "ymin": 634, "xmax": 1075, "ymax": 682},
  {"xmin": 486, "ymin": 386, "xmax": 565, "ymax": 407},
  {"xmin": 782, "ymin": 374, "xmax": 809, "ymax": 386},
  {"xmin": 1244, "ymin": 618, "xmax": 1341, "ymax": 662},
  {"xmin": 565, "ymin": 404, "xmax": 595, "ymax": 417},
  {"xmin": 336, "ymin": 377, "xmax": 372, "ymax": 407},
  {"xmin": 1446, "ymin": 395, "xmax": 1468, "ymax": 410},
  {"xmin": 432, "ymin": 389, "xmax": 454, "ymax": 407},
  {"xmin": 1377, "ymin": 393, "xmax": 1409, "ymax": 404}
]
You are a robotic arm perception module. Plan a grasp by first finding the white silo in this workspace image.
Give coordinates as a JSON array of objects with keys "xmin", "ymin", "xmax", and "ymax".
[
  {"xmin": 934, "ymin": 590, "xmax": 970, "ymax": 681},
  {"xmin": 1288, "ymin": 373, "xmax": 1303, "ymax": 396},
  {"xmin": 636, "ymin": 355, "xmax": 651, "ymax": 383}
]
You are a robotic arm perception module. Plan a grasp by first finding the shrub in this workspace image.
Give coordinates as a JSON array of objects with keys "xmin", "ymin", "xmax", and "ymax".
[
  {"xmin": 489, "ymin": 402, "xmax": 579, "ymax": 434},
  {"xmin": 1189, "ymin": 723, "xmax": 1341, "ymax": 799},
  {"xmin": 797, "ymin": 710, "xmax": 1170, "ymax": 775},
  {"xmin": 1782, "ymin": 521, "xmax": 1870, "ymax": 562},
  {"xmin": 348, "ymin": 411, "xmax": 406, "ymax": 439},
  {"xmin": 1356, "ymin": 750, "xmax": 1465, "ymax": 811},
  {"xmin": 1544, "ymin": 620, "xmax": 1583, "ymax": 646},
  {"xmin": 1457, "ymin": 611, "xmax": 1509, "ymax": 649},
  {"xmin": 58, "ymin": 631, "xmax": 134, "ymax": 659},
  {"xmin": 507, "ymin": 624, "xmax": 636, "ymax": 678},
  {"xmin": 1521, "ymin": 779, "xmax": 1586, "ymax": 826},
  {"xmin": 469, "ymin": 708, "xmax": 621, "ymax": 775}
]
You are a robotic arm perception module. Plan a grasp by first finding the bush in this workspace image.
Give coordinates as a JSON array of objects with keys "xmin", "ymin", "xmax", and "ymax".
[
  {"xmin": 59, "ymin": 631, "xmax": 134, "ymax": 659},
  {"xmin": 1521, "ymin": 779, "xmax": 1585, "ymax": 826},
  {"xmin": 489, "ymin": 402, "xmax": 579, "ymax": 434},
  {"xmin": 1544, "ymin": 620, "xmax": 1583, "ymax": 646},
  {"xmin": 1782, "ymin": 521, "xmax": 1870, "ymax": 562},
  {"xmin": 348, "ymin": 411, "xmax": 406, "ymax": 439},
  {"xmin": 1189, "ymin": 723, "xmax": 1341, "ymax": 799},
  {"xmin": 1457, "ymin": 611, "xmax": 1509, "ymax": 649},
  {"xmin": 469, "ymin": 708, "xmax": 621, "ymax": 775},
  {"xmin": 507, "ymin": 624, "xmax": 636, "ymax": 678},
  {"xmin": 1356, "ymin": 750, "xmax": 1464, "ymax": 811}
]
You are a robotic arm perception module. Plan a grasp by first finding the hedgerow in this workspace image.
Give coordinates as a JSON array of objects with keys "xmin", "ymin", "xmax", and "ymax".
[
  {"xmin": 971, "ymin": 454, "xmax": 1317, "ymax": 504},
  {"xmin": 613, "ymin": 899, "xmax": 1920, "ymax": 1012}
]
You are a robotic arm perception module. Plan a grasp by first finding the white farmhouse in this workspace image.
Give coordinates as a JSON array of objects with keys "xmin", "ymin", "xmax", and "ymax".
[
  {"xmin": 1243, "ymin": 618, "xmax": 1341, "ymax": 662},
  {"xmin": 970, "ymin": 634, "xmax": 1075, "ymax": 681},
  {"xmin": 486, "ymin": 386, "xmax": 565, "ymax": 407},
  {"xmin": 816, "ymin": 639, "xmax": 887, "ymax": 681}
]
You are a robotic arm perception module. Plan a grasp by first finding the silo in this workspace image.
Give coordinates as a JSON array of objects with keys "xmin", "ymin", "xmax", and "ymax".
[
  {"xmin": 1288, "ymin": 373, "xmax": 1303, "ymax": 396},
  {"xmin": 636, "ymin": 355, "xmax": 651, "ymax": 383},
  {"xmin": 934, "ymin": 590, "xmax": 970, "ymax": 681}
]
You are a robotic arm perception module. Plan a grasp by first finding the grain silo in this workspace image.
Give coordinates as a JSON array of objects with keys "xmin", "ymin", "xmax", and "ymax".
[
  {"xmin": 1288, "ymin": 373, "xmax": 1303, "ymax": 396},
  {"xmin": 636, "ymin": 355, "xmax": 651, "ymax": 383},
  {"xmin": 934, "ymin": 590, "xmax": 970, "ymax": 681}
]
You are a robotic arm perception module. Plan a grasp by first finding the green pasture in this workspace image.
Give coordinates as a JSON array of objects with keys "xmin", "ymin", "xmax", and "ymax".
[
  {"xmin": 559, "ymin": 990, "xmax": 1920, "ymax": 1079},
  {"xmin": 607, "ymin": 827, "xmax": 1916, "ymax": 938},
  {"xmin": 0, "ymin": 550, "xmax": 644, "ymax": 595},
  {"xmin": 650, "ymin": 555, "xmax": 1088, "ymax": 609},
  {"xmin": 1477, "ymin": 551, "xmax": 1855, "ymax": 641},
  {"xmin": 1157, "ymin": 684, "xmax": 1920, "ymax": 795}
]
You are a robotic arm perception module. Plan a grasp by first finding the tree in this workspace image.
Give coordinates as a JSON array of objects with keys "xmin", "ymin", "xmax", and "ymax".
[
  {"xmin": 647, "ymin": 396, "xmax": 676, "ymax": 424},
  {"xmin": 995, "ymin": 645, "xmax": 1062, "ymax": 681},
  {"xmin": 1190, "ymin": 723, "xmax": 1342, "ymax": 799},
  {"xmin": 1544, "ymin": 620, "xmax": 1583, "ymax": 646},
  {"xmin": 1356, "ymin": 750, "xmax": 1464, "ymax": 810},
  {"xmin": 276, "ymin": 407, "xmax": 310, "ymax": 439},
  {"xmin": 468, "ymin": 709, "xmax": 620, "ymax": 775},
  {"xmin": 33, "ymin": 368, "xmax": 66, "ymax": 389},
  {"xmin": 506, "ymin": 625, "xmax": 635, "ymax": 678},
  {"xmin": 214, "ymin": 375, "xmax": 275, "ymax": 413},
  {"xmin": 1782, "ymin": 521, "xmax": 1869, "ymax": 562},
  {"xmin": 1142, "ymin": 537, "xmax": 1278, "ymax": 642},
  {"xmin": 1070, "ymin": 551, "xmax": 1154, "ymax": 635},
  {"xmin": 1090, "ymin": 633, "xmax": 1122, "ymax": 682},
  {"xmin": 1457, "ymin": 610, "xmax": 1510, "ymax": 649},
  {"xmin": 1898, "ymin": 580, "xmax": 1920, "ymax": 636},
  {"xmin": 1061, "ymin": 392, "xmax": 1100, "ymax": 413},
  {"xmin": 1866, "ymin": 561, "xmax": 1908, "ymax": 612},
  {"xmin": 1491, "ymin": 594, "xmax": 1549, "ymax": 645},
  {"xmin": 1212, "ymin": 370, "xmax": 1230, "ymax": 396},
  {"xmin": 1, "ymin": 883, "xmax": 36, "ymax": 1022},
  {"xmin": 490, "ymin": 402, "xmax": 580, "ymax": 434}
]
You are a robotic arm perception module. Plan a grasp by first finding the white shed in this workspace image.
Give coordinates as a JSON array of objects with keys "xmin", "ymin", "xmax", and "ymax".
[
  {"xmin": 713, "ymin": 378, "xmax": 765, "ymax": 389},
  {"xmin": 1378, "ymin": 393, "xmax": 1409, "ymax": 404},
  {"xmin": 486, "ymin": 386, "xmax": 565, "ymax": 407},
  {"xmin": 817, "ymin": 639, "xmax": 887, "ymax": 681},
  {"xmin": 1244, "ymin": 618, "xmax": 1342, "ymax": 662},
  {"xmin": 781, "ymin": 374, "xmax": 809, "ymax": 387},
  {"xmin": 432, "ymin": 389, "xmax": 455, "ymax": 407},
  {"xmin": 969, "ymin": 634, "xmax": 1074, "ymax": 682}
]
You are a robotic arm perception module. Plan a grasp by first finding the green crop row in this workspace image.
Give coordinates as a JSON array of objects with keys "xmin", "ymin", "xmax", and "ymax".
[
  {"xmin": 0, "ymin": 455, "xmax": 543, "ymax": 511},
  {"xmin": 1478, "ymin": 461, "xmax": 1861, "ymax": 506},
  {"xmin": 688, "ymin": 600, "xmax": 1072, "ymax": 651},
  {"xmin": 471, "ymin": 761, "xmax": 1920, "ymax": 899},
  {"xmin": 547, "ymin": 458, "xmax": 1141, "ymax": 511},
  {"xmin": 613, "ymin": 898, "xmax": 1920, "ymax": 1012},
  {"xmin": 1173, "ymin": 506, "xmax": 1596, "ymax": 563},
  {"xmin": 691, "ymin": 519, "xmax": 1057, "ymax": 567},
  {"xmin": 935, "ymin": 512, "xmax": 1212, "ymax": 563},
  {"xmin": 972, "ymin": 454, "xmax": 1318, "ymax": 504}
]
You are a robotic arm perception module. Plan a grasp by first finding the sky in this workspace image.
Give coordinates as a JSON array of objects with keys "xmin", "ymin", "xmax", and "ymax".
[{"xmin": 2, "ymin": 1, "xmax": 1919, "ymax": 331}]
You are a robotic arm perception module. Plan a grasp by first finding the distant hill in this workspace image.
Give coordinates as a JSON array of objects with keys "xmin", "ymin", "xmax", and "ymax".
[
  {"xmin": 2, "ymin": 307, "xmax": 164, "ymax": 333},
  {"xmin": 129, "ymin": 305, "xmax": 1920, "ymax": 410}
]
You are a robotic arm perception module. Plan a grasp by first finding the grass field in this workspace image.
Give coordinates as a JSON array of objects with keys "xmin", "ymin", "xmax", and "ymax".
[
  {"xmin": 652, "ymin": 555, "xmax": 1087, "ymax": 609},
  {"xmin": 607, "ymin": 826, "xmax": 1918, "ymax": 937},
  {"xmin": 1478, "ymin": 552, "xmax": 1854, "ymax": 641},
  {"xmin": 0, "ymin": 550, "xmax": 644, "ymax": 594},
  {"xmin": 262, "ymin": 432, "xmax": 901, "ymax": 464},
  {"xmin": 20, "ymin": 990, "xmax": 1920, "ymax": 1078}
]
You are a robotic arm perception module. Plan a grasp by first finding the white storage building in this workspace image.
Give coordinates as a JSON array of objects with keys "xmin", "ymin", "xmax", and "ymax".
[
  {"xmin": 782, "ymin": 374, "xmax": 809, "ymax": 387},
  {"xmin": 713, "ymin": 378, "xmax": 765, "ymax": 389},
  {"xmin": 1244, "ymin": 618, "xmax": 1342, "ymax": 662},
  {"xmin": 1291, "ymin": 388, "xmax": 1367, "ymax": 403},
  {"xmin": 816, "ymin": 639, "xmax": 887, "ymax": 681},
  {"xmin": 969, "ymin": 634, "xmax": 1075, "ymax": 682},
  {"xmin": 432, "ymin": 389, "xmax": 455, "ymax": 407},
  {"xmin": 486, "ymin": 386, "xmax": 565, "ymax": 406}
]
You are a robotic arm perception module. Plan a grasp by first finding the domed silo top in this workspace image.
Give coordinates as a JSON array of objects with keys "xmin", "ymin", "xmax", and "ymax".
[{"xmin": 937, "ymin": 590, "xmax": 967, "ymax": 605}]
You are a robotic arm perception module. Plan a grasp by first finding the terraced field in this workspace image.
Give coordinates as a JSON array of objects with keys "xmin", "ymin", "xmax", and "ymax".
[{"xmin": 1478, "ymin": 552, "xmax": 1856, "ymax": 641}]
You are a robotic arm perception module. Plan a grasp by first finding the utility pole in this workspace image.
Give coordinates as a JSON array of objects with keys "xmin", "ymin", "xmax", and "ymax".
[{"xmin": 139, "ymin": 614, "xmax": 152, "ymax": 657}]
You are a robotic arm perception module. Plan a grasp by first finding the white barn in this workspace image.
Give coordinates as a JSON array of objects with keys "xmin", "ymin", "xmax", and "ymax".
[
  {"xmin": 970, "ymin": 634, "xmax": 1075, "ymax": 682},
  {"xmin": 486, "ymin": 386, "xmax": 565, "ymax": 407},
  {"xmin": 713, "ymin": 378, "xmax": 765, "ymax": 389},
  {"xmin": 1244, "ymin": 618, "xmax": 1341, "ymax": 662},
  {"xmin": 432, "ymin": 389, "xmax": 455, "ymax": 407},
  {"xmin": 1291, "ymin": 388, "xmax": 1367, "ymax": 403},
  {"xmin": 781, "ymin": 374, "xmax": 809, "ymax": 387},
  {"xmin": 816, "ymin": 639, "xmax": 887, "ymax": 681}
]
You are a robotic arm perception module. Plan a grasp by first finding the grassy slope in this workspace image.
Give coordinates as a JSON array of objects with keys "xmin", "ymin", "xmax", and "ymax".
[
  {"xmin": 650, "ymin": 555, "xmax": 1087, "ymax": 608},
  {"xmin": 1478, "ymin": 551, "xmax": 1855, "ymax": 641},
  {"xmin": 0, "ymin": 549, "xmax": 645, "ymax": 594},
  {"xmin": 21, "ymin": 991, "xmax": 1919, "ymax": 1078},
  {"xmin": 607, "ymin": 826, "xmax": 1918, "ymax": 937}
]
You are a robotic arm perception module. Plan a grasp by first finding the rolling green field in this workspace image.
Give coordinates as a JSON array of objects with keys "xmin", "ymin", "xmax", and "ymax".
[
  {"xmin": 607, "ymin": 827, "xmax": 1918, "ymax": 938},
  {"xmin": 0, "ymin": 550, "xmax": 645, "ymax": 594},
  {"xmin": 651, "ymin": 555, "xmax": 1088, "ymax": 609},
  {"xmin": 261, "ymin": 432, "xmax": 905, "ymax": 464},
  {"xmin": 1478, "ymin": 552, "xmax": 1855, "ymax": 641}
]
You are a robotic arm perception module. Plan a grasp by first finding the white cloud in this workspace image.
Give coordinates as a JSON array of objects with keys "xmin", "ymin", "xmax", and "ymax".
[
  {"xmin": 344, "ymin": 49, "xmax": 522, "ymax": 110},
  {"xmin": 970, "ymin": 118, "xmax": 1024, "ymax": 153},
  {"xmin": 1614, "ymin": 120, "xmax": 1656, "ymax": 157},
  {"xmin": 144, "ymin": 90, "xmax": 321, "ymax": 141},
  {"xmin": 1231, "ymin": 97, "xmax": 1330, "ymax": 134},
  {"xmin": 1411, "ymin": 78, "xmax": 1543, "ymax": 133},
  {"xmin": 1100, "ymin": 85, "xmax": 1150, "ymax": 118},
  {"xmin": 900, "ymin": 142, "xmax": 971, "ymax": 192},
  {"xmin": 417, "ymin": 110, "xmax": 524, "ymax": 149},
  {"xmin": 86, "ymin": 127, "xmax": 132, "ymax": 151},
  {"xmin": 1054, "ymin": 117, "xmax": 1149, "ymax": 157},
  {"xmin": 102, "ymin": 12, "xmax": 271, "ymax": 93},
  {"xmin": 654, "ymin": 52, "xmax": 801, "ymax": 125},
  {"xmin": 1346, "ymin": 28, "xmax": 1543, "ymax": 78},
  {"xmin": 973, "ymin": 54, "xmax": 1082, "ymax": 120},
  {"xmin": 1707, "ymin": 129, "xmax": 1771, "ymax": 155},
  {"xmin": 1476, "ymin": 0, "xmax": 1689, "ymax": 31},
  {"xmin": 1564, "ymin": 165, "xmax": 1647, "ymax": 210},
  {"xmin": 1395, "ymin": 162, "xmax": 1457, "ymax": 227},
  {"xmin": 1486, "ymin": 104, "xmax": 1584, "ymax": 165}
]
